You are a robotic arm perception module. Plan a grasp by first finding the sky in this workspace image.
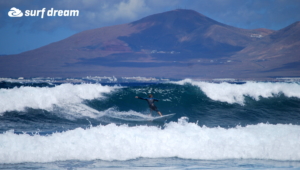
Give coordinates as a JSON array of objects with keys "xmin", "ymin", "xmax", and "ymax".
[{"xmin": 0, "ymin": 0, "xmax": 300, "ymax": 55}]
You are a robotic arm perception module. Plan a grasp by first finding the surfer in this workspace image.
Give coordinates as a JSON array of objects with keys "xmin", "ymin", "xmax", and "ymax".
[{"xmin": 135, "ymin": 94, "xmax": 163, "ymax": 116}]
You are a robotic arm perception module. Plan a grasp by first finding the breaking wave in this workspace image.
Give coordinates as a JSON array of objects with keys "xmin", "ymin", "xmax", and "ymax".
[
  {"xmin": 0, "ymin": 117, "xmax": 299, "ymax": 163},
  {"xmin": 174, "ymin": 79, "xmax": 300, "ymax": 105},
  {"xmin": 0, "ymin": 83, "xmax": 119, "ymax": 115}
]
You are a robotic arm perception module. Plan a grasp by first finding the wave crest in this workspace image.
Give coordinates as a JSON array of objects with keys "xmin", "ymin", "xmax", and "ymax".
[
  {"xmin": 0, "ymin": 84, "xmax": 119, "ymax": 114},
  {"xmin": 174, "ymin": 79, "xmax": 300, "ymax": 105},
  {"xmin": 0, "ymin": 118, "xmax": 299, "ymax": 163}
]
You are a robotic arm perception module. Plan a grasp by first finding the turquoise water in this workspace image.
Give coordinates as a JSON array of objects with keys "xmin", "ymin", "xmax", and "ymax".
[{"xmin": 0, "ymin": 80, "xmax": 300, "ymax": 169}]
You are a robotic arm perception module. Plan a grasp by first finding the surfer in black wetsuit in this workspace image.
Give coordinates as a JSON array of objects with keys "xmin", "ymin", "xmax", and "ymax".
[{"xmin": 135, "ymin": 94, "xmax": 163, "ymax": 116}]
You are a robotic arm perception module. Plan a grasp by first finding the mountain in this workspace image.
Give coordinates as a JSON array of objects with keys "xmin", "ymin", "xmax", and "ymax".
[
  {"xmin": 231, "ymin": 21, "xmax": 300, "ymax": 77},
  {"xmin": 0, "ymin": 9, "xmax": 299, "ymax": 79}
]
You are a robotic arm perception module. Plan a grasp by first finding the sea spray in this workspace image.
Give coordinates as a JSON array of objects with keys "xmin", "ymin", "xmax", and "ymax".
[
  {"xmin": 0, "ymin": 83, "xmax": 119, "ymax": 114},
  {"xmin": 174, "ymin": 79, "xmax": 300, "ymax": 105},
  {"xmin": 1, "ymin": 118, "xmax": 299, "ymax": 163}
]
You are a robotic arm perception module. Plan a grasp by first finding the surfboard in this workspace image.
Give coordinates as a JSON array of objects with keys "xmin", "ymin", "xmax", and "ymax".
[
  {"xmin": 151, "ymin": 113, "xmax": 175, "ymax": 122},
  {"xmin": 108, "ymin": 113, "xmax": 175, "ymax": 122}
]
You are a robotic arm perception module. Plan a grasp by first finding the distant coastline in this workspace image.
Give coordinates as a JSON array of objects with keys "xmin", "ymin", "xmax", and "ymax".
[{"xmin": 1, "ymin": 76, "xmax": 300, "ymax": 84}]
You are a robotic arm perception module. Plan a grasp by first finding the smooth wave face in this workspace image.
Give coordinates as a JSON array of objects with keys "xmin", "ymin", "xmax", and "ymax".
[{"xmin": 1, "ymin": 118, "xmax": 300, "ymax": 163}]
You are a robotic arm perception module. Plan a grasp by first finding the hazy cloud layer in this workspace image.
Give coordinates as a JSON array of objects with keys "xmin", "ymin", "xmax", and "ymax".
[
  {"xmin": 1, "ymin": 0, "xmax": 300, "ymax": 32},
  {"xmin": 1, "ymin": 0, "xmax": 300, "ymax": 54}
]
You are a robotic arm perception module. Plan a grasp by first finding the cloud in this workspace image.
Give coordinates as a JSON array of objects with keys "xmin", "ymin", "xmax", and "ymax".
[
  {"xmin": 107, "ymin": 0, "xmax": 149, "ymax": 20},
  {"xmin": 1, "ymin": 0, "xmax": 300, "ymax": 55},
  {"xmin": 8, "ymin": 7, "xmax": 23, "ymax": 17},
  {"xmin": 1, "ymin": 0, "xmax": 300, "ymax": 33},
  {"xmin": 0, "ymin": 0, "xmax": 179, "ymax": 32}
]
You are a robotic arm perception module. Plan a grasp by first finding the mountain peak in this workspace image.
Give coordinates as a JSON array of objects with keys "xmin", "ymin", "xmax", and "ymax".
[
  {"xmin": 1, "ymin": 10, "xmax": 300, "ymax": 78},
  {"xmin": 169, "ymin": 9, "xmax": 206, "ymax": 16},
  {"xmin": 279, "ymin": 21, "xmax": 300, "ymax": 31},
  {"xmin": 270, "ymin": 21, "xmax": 300, "ymax": 41},
  {"xmin": 131, "ymin": 9, "xmax": 219, "ymax": 26}
]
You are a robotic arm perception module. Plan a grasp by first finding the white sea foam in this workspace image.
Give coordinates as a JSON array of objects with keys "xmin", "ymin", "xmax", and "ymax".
[
  {"xmin": 0, "ymin": 118, "xmax": 299, "ymax": 163},
  {"xmin": 106, "ymin": 107, "xmax": 151, "ymax": 118},
  {"xmin": 55, "ymin": 106, "xmax": 152, "ymax": 121},
  {"xmin": 174, "ymin": 79, "xmax": 300, "ymax": 105},
  {"xmin": 0, "ymin": 84, "xmax": 119, "ymax": 115},
  {"xmin": 53, "ymin": 103, "xmax": 107, "ymax": 119}
]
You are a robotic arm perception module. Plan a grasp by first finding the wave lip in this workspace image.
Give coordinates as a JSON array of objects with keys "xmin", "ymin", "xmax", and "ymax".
[
  {"xmin": 174, "ymin": 79, "xmax": 300, "ymax": 105},
  {"xmin": 1, "ymin": 118, "xmax": 299, "ymax": 163},
  {"xmin": 0, "ymin": 83, "xmax": 119, "ymax": 114}
]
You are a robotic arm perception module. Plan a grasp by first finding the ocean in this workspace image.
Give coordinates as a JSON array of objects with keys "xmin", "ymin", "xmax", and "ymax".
[{"xmin": 0, "ymin": 79, "xmax": 300, "ymax": 170}]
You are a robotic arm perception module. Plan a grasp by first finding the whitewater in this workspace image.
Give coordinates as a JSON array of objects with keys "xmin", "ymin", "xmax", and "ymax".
[
  {"xmin": 1, "ymin": 79, "xmax": 300, "ymax": 169},
  {"xmin": 175, "ymin": 79, "xmax": 300, "ymax": 105},
  {"xmin": 1, "ymin": 120, "xmax": 300, "ymax": 163},
  {"xmin": 0, "ymin": 83, "xmax": 118, "ymax": 114}
]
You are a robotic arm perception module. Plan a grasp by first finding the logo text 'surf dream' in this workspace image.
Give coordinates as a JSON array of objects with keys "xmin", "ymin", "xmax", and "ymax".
[{"xmin": 8, "ymin": 7, "xmax": 79, "ymax": 18}]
